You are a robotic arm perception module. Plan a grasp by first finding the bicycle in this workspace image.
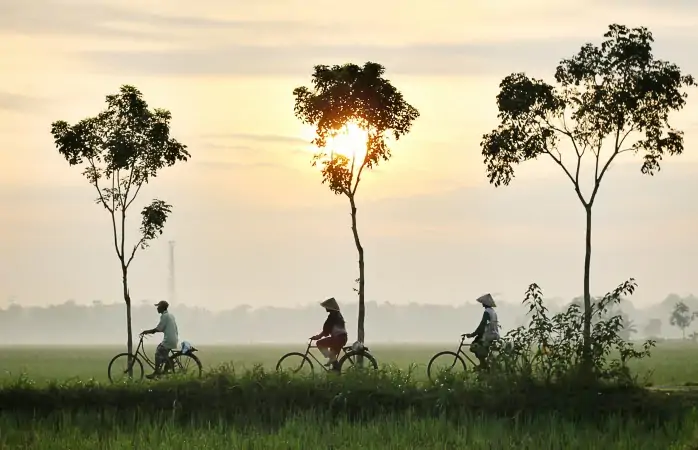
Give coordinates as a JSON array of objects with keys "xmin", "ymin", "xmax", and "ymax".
[
  {"xmin": 276, "ymin": 339, "xmax": 378, "ymax": 377},
  {"xmin": 107, "ymin": 334, "xmax": 203, "ymax": 383},
  {"xmin": 427, "ymin": 334, "xmax": 486, "ymax": 383}
]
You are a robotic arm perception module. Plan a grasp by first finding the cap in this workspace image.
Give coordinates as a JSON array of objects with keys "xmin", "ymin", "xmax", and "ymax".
[{"xmin": 154, "ymin": 300, "xmax": 169, "ymax": 309}]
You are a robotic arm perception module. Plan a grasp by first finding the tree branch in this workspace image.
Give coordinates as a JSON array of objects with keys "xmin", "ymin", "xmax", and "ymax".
[
  {"xmin": 88, "ymin": 157, "xmax": 122, "ymax": 260},
  {"xmin": 617, "ymin": 127, "xmax": 634, "ymax": 150},
  {"xmin": 126, "ymin": 238, "xmax": 145, "ymax": 269},
  {"xmin": 124, "ymin": 182, "xmax": 143, "ymax": 210},
  {"xmin": 352, "ymin": 157, "xmax": 367, "ymax": 197},
  {"xmin": 545, "ymin": 149, "xmax": 588, "ymax": 207},
  {"xmin": 590, "ymin": 140, "xmax": 620, "ymax": 206},
  {"xmin": 539, "ymin": 121, "xmax": 588, "ymax": 206},
  {"xmin": 124, "ymin": 162, "xmax": 136, "ymax": 204},
  {"xmin": 116, "ymin": 169, "xmax": 124, "ymax": 210}
]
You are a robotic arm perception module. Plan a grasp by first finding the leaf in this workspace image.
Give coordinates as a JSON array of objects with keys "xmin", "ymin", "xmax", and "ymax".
[
  {"xmin": 139, "ymin": 199, "xmax": 172, "ymax": 249},
  {"xmin": 294, "ymin": 62, "xmax": 419, "ymax": 196}
]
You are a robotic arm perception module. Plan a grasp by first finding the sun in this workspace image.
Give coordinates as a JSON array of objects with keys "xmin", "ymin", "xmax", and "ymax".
[{"xmin": 301, "ymin": 122, "xmax": 369, "ymax": 162}]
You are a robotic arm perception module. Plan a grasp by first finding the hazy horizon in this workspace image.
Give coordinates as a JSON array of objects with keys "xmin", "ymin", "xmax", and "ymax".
[
  {"xmin": 1, "ymin": 292, "xmax": 694, "ymax": 345},
  {"xmin": 2, "ymin": 0, "xmax": 698, "ymax": 311}
]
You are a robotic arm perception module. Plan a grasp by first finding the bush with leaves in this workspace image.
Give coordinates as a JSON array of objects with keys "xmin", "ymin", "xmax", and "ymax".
[{"xmin": 490, "ymin": 279, "xmax": 655, "ymax": 386}]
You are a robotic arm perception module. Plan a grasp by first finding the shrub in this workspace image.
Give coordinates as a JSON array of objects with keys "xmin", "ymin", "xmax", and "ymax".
[{"xmin": 490, "ymin": 279, "xmax": 655, "ymax": 387}]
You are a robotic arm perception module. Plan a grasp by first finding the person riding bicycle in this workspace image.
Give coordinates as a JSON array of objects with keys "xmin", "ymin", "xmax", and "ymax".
[
  {"xmin": 310, "ymin": 297, "xmax": 348, "ymax": 372},
  {"xmin": 465, "ymin": 293, "xmax": 500, "ymax": 370},
  {"xmin": 140, "ymin": 300, "xmax": 178, "ymax": 379}
]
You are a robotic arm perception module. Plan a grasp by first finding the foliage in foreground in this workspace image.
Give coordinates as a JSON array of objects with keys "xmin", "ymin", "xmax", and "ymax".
[
  {"xmin": 489, "ymin": 278, "xmax": 656, "ymax": 386},
  {"xmin": 2, "ymin": 410, "xmax": 697, "ymax": 450},
  {"xmin": 0, "ymin": 365, "xmax": 695, "ymax": 427}
]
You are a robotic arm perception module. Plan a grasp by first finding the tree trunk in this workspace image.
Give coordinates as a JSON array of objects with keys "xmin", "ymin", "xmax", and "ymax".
[
  {"xmin": 582, "ymin": 205, "xmax": 593, "ymax": 375},
  {"xmin": 122, "ymin": 267, "xmax": 134, "ymax": 376},
  {"xmin": 349, "ymin": 194, "xmax": 365, "ymax": 346}
]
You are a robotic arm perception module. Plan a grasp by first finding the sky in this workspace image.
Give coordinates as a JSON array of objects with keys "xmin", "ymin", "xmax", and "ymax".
[{"xmin": 1, "ymin": 0, "xmax": 698, "ymax": 311}]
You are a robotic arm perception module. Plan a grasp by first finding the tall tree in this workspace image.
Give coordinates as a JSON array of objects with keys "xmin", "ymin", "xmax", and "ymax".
[
  {"xmin": 480, "ymin": 24, "xmax": 694, "ymax": 368},
  {"xmin": 669, "ymin": 301, "xmax": 693, "ymax": 339},
  {"xmin": 293, "ymin": 62, "xmax": 419, "ymax": 344},
  {"xmin": 51, "ymin": 85, "xmax": 189, "ymax": 363}
]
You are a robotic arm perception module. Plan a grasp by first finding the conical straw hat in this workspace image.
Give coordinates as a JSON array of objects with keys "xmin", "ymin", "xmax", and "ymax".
[
  {"xmin": 476, "ymin": 293, "xmax": 496, "ymax": 307},
  {"xmin": 320, "ymin": 297, "xmax": 340, "ymax": 311}
]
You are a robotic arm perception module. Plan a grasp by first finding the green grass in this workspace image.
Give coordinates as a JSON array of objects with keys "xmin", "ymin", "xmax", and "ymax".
[
  {"xmin": 2, "ymin": 410, "xmax": 697, "ymax": 450},
  {"xmin": 1, "ymin": 340, "xmax": 697, "ymax": 386},
  {"xmin": 3, "ymin": 341, "xmax": 698, "ymax": 449}
]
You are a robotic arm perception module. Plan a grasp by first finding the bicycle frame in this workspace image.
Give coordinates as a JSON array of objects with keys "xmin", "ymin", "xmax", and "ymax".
[
  {"xmin": 133, "ymin": 335, "xmax": 179, "ymax": 370},
  {"xmin": 300, "ymin": 339, "xmax": 346, "ymax": 371},
  {"xmin": 131, "ymin": 335, "xmax": 157, "ymax": 370},
  {"xmin": 454, "ymin": 334, "xmax": 479, "ymax": 366}
]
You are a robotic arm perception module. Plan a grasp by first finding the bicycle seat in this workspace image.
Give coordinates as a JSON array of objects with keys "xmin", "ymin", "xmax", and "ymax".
[{"xmin": 343, "ymin": 345, "xmax": 370, "ymax": 352}]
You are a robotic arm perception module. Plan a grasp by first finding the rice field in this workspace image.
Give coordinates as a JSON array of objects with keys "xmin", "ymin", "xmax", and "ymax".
[
  {"xmin": 1, "ymin": 340, "xmax": 697, "ymax": 386},
  {"xmin": 1, "ymin": 341, "xmax": 698, "ymax": 449}
]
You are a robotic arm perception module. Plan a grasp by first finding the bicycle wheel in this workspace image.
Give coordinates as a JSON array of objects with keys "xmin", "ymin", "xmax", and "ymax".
[
  {"xmin": 108, "ymin": 353, "xmax": 144, "ymax": 383},
  {"xmin": 275, "ymin": 352, "xmax": 315, "ymax": 377},
  {"xmin": 170, "ymin": 353, "xmax": 203, "ymax": 378},
  {"xmin": 337, "ymin": 350, "xmax": 378, "ymax": 373},
  {"xmin": 427, "ymin": 351, "xmax": 468, "ymax": 383}
]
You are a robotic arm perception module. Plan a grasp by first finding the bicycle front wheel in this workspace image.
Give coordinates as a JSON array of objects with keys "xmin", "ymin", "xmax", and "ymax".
[
  {"xmin": 338, "ymin": 351, "xmax": 378, "ymax": 373},
  {"xmin": 108, "ymin": 353, "xmax": 144, "ymax": 383},
  {"xmin": 275, "ymin": 352, "xmax": 314, "ymax": 377},
  {"xmin": 170, "ymin": 353, "xmax": 203, "ymax": 378},
  {"xmin": 427, "ymin": 351, "xmax": 468, "ymax": 383}
]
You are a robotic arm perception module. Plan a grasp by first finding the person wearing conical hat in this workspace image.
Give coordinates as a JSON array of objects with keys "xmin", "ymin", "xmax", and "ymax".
[
  {"xmin": 465, "ymin": 293, "xmax": 500, "ymax": 370},
  {"xmin": 310, "ymin": 297, "xmax": 348, "ymax": 372}
]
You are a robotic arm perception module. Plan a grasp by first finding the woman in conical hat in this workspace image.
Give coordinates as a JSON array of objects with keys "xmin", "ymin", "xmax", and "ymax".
[
  {"xmin": 465, "ymin": 293, "xmax": 500, "ymax": 370},
  {"xmin": 310, "ymin": 297, "xmax": 348, "ymax": 371}
]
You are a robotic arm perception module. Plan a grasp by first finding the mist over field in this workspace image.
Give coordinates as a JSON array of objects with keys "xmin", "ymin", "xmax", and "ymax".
[{"xmin": 1, "ymin": 293, "xmax": 696, "ymax": 345}]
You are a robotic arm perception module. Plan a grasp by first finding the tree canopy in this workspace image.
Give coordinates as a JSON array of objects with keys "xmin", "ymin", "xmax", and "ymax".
[
  {"xmin": 51, "ymin": 85, "xmax": 189, "ymax": 267},
  {"xmin": 481, "ymin": 24, "xmax": 694, "ymax": 204},
  {"xmin": 293, "ymin": 62, "xmax": 419, "ymax": 196}
]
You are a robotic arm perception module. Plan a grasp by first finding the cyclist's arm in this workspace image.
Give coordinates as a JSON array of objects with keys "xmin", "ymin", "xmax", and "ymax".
[
  {"xmin": 469, "ymin": 310, "xmax": 489, "ymax": 338},
  {"xmin": 313, "ymin": 316, "xmax": 333, "ymax": 339},
  {"xmin": 142, "ymin": 316, "xmax": 166, "ymax": 335}
]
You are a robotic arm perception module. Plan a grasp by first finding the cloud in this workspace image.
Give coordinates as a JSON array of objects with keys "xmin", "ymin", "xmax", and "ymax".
[
  {"xmin": 77, "ymin": 41, "xmax": 576, "ymax": 77},
  {"xmin": 599, "ymin": 0, "xmax": 698, "ymax": 12},
  {"xmin": 194, "ymin": 160, "xmax": 280, "ymax": 171},
  {"xmin": 0, "ymin": 0, "xmax": 337, "ymax": 41},
  {"xmin": 201, "ymin": 133, "xmax": 307, "ymax": 145},
  {"xmin": 78, "ymin": 32, "xmax": 698, "ymax": 77},
  {"xmin": 0, "ymin": 92, "xmax": 45, "ymax": 113},
  {"xmin": 279, "ymin": 158, "xmax": 698, "ymax": 242}
]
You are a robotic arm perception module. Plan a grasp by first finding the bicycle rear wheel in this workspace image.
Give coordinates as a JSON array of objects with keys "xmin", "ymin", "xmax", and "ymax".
[
  {"xmin": 170, "ymin": 353, "xmax": 203, "ymax": 378},
  {"xmin": 275, "ymin": 352, "xmax": 314, "ymax": 377},
  {"xmin": 108, "ymin": 353, "xmax": 144, "ymax": 383},
  {"xmin": 427, "ymin": 351, "xmax": 468, "ymax": 383},
  {"xmin": 338, "ymin": 350, "xmax": 378, "ymax": 373}
]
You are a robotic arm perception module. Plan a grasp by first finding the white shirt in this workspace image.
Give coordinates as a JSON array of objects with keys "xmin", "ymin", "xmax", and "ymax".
[{"xmin": 156, "ymin": 311, "xmax": 179, "ymax": 350}]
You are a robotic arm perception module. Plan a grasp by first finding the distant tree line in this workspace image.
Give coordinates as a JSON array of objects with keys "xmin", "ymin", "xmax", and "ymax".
[{"xmin": 1, "ymin": 293, "xmax": 696, "ymax": 345}]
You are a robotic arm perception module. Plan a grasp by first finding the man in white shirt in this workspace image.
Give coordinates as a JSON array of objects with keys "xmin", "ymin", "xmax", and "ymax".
[{"xmin": 140, "ymin": 300, "xmax": 179, "ymax": 379}]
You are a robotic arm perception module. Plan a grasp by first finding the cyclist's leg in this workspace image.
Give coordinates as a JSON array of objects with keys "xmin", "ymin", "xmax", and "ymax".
[
  {"xmin": 152, "ymin": 343, "xmax": 169, "ymax": 376},
  {"xmin": 329, "ymin": 334, "xmax": 348, "ymax": 368},
  {"xmin": 317, "ymin": 337, "xmax": 332, "ymax": 360},
  {"xmin": 318, "ymin": 335, "xmax": 347, "ymax": 369},
  {"xmin": 471, "ymin": 338, "xmax": 488, "ymax": 369}
]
